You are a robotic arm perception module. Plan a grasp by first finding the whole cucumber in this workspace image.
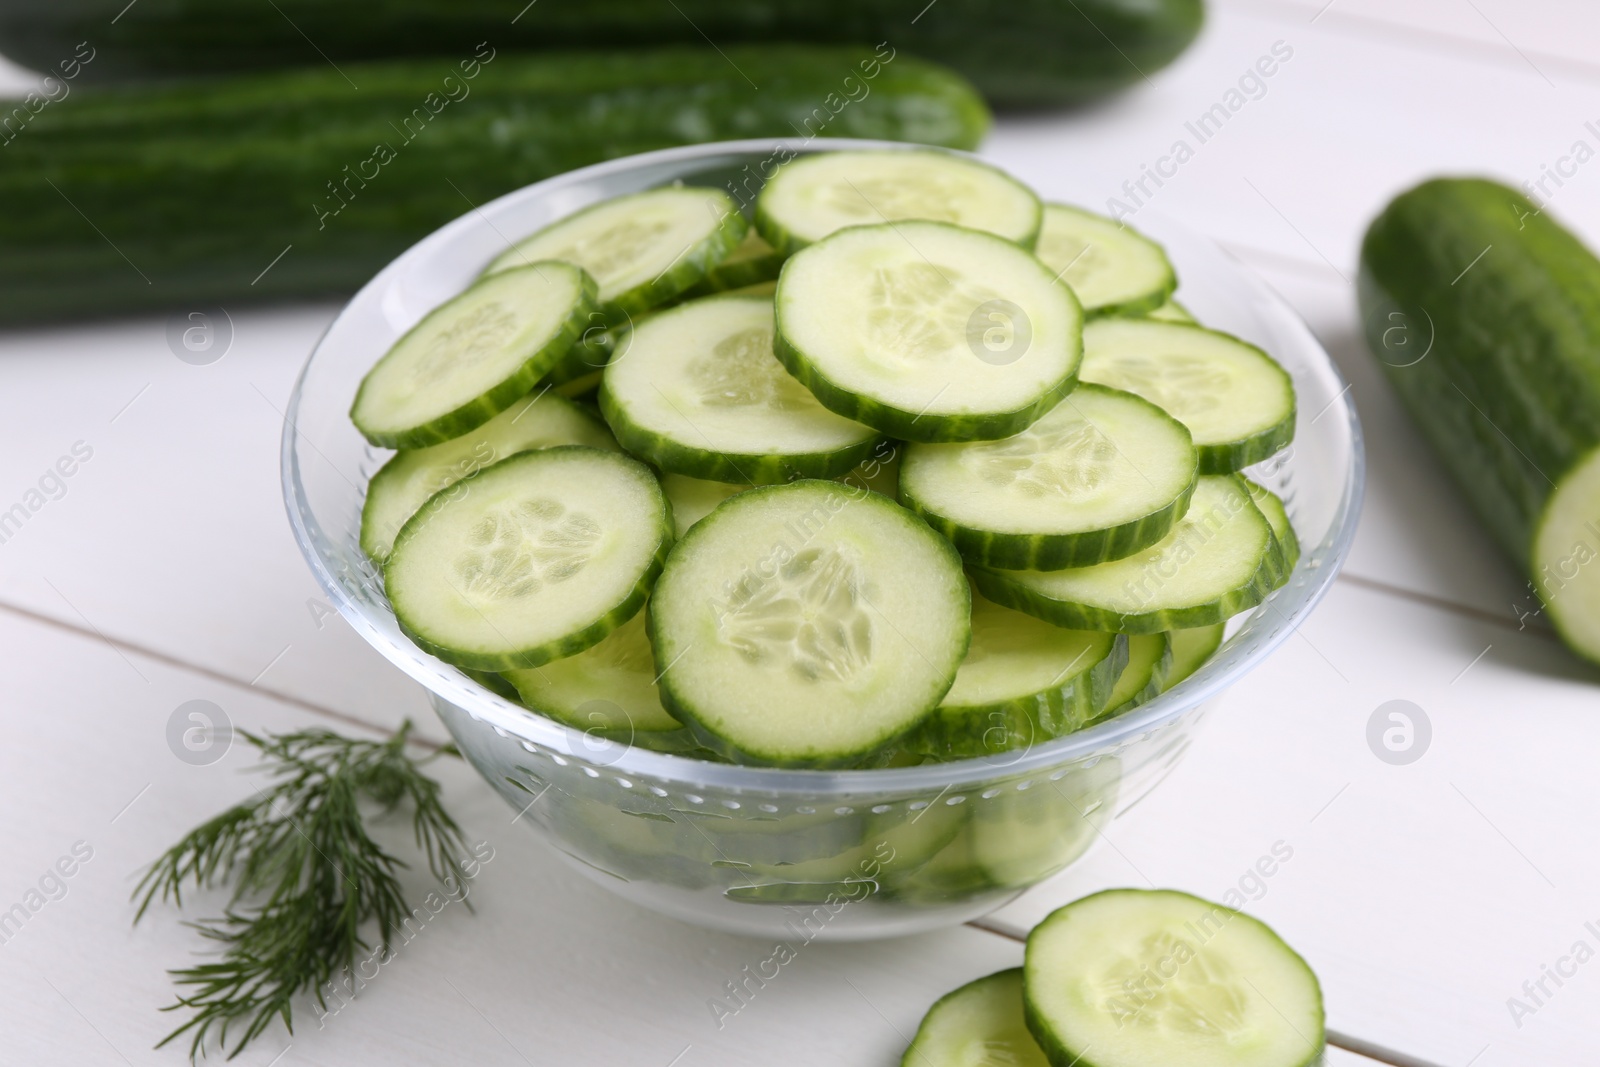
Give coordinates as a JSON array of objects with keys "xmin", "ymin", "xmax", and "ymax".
[
  {"xmin": 0, "ymin": 0, "xmax": 1203, "ymax": 108},
  {"xmin": 1360, "ymin": 178, "xmax": 1600, "ymax": 665},
  {"xmin": 0, "ymin": 45, "xmax": 988, "ymax": 324}
]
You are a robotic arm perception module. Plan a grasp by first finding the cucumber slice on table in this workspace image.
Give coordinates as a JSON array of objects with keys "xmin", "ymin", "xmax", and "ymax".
[
  {"xmin": 1164, "ymin": 623, "xmax": 1226, "ymax": 692},
  {"xmin": 503, "ymin": 612, "xmax": 700, "ymax": 754},
  {"xmin": 1097, "ymin": 632, "xmax": 1172, "ymax": 720},
  {"xmin": 1033, "ymin": 204, "xmax": 1176, "ymax": 318},
  {"xmin": 482, "ymin": 186, "xmax": 747, "ymax": 318},
  {"xmin": 902, "ymin": 969, "xmax": 1049, "ymax": 1067},
  {"xmin": 600, "ymin": 294, "xmax": 884, "ymax": 483},
  {"xmin": 677, "ymin": 230, "xmax": 786, "ymax": 299},
  {"xmin": 360, "ymin": 392, "xmax": 618, "ymax": 561},
  {"xmin": 350, "ymin": 262, "xmax": 597, "ymax": 448},
  {"xmin": 1145, "ymin": 299, "xmax": 1196, "ymax": 323},
  {"xmin": 775, "ymin": 220, "xmax": 1083, "ymax": 442},
  {"xmin": 1024, "ymin": 889, "xmax": 1325, "ymax": 1067},
  {"xmin": 899, "ymin": 383, "xmax": 1198, "ymax": 570},
  {"xmin": 1244, "ymin": 479, "xmax": 1301, "ymax": 571},
  {"xmin": 901, "ymin": 591, "xmax": 1127, "ymax": 761},
  {"xmin": 973, "ymin": 476, "xmax": 1286, "ymax": 633},
  {"xmin": 649, "ymin": 480, "xmax": 970, "ymax": 767},
  {"xmin": 755, "ymin": 149, "xmax": 1043, "ymax": 254},
  {"xmin": 1080, "ymin": 319, "xmax": 1296, "ymax": 474},
  {"xmin": 385, "ymin": 447, "xmax": 671, "ymax": 670}
]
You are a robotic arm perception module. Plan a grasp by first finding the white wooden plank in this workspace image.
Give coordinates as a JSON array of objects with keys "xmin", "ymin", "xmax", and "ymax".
[
  {"xmin": 985, "ymin": 578, "xmax": 1600, "ymax": 1067},
  {"xmin": 0, "ymin": 610, "xmax": 1029, "ymax": 1066}
]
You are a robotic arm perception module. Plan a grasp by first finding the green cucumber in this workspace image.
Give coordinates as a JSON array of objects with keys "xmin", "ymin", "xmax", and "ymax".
[
  {"xmin": 360, "ymin": 391, "xmax": 618, "ymax": 561},
  {"xmin": 1245, "ymin": 479, "xmax": 1300, "ymax": 572},
  {"xmin": 1360, "ymin": 177, "xmax": 1600, "ymax": 664},
  {"xmin": 902, "ymin": 969, "xmax": 1049, "ymax": 1067},
  {"xmin": 1163, "ymin": 623, "xmax": 1226, "ymax": 692},
  {"xmin": 756, "ymin": 149, "xmax": 1042, "ymax": 254},
  {"xmin": 659, "ymin": 442, "xmax": 902, "ymax": 537},
  {"xmin": 898, "ymin": 383, "xmax": 1198, "ymax": 570},
  {"xmin": 973, "ymin": 476, "xmax": 1285, "ymax": 633},
  {"xmin": 600, "ymin": 294, "xmax": 884, "ymax": 483},
  {"xmin": 901, "ymin": 592, "xmax": 1127, "ymax": 761},
  {"xmin": 676, "ymin": 231, "xmax": 786, "ymax": 300},
  {"xmin": 1096, "ymin": 632, "xmax": 1171, "ymax": 719},
  {"xmin": 775, "ymin": 219, "xmax": 1082, "ymax": 443},
  {"xmin": 1024, "ymin": 889, "xmax": 1325, "ymax": 1067},
  {"xmin": 1034, "ymin": 204, "xmax": 1176, "ymax": 318},
  {"xmin": 0, "ymin": 47, "xmax": 987, "ymax": 325},
  {"xmin": 384, "ymin": 447, "xmax": 671, "ymax": 670},
  {"xmin": 0, "ymin": 1, "xmax": 1203, "ymax": 108},
  {"xmin": 350, "ymin": 263, "xmax": 596, "ymax": 449},
  {"xmin": 1145, "ymin": 299, "xmax": 1196, "ymax": 324},
  {"xmin": 649, "ymin": 480, "xmax": 970, "ymax": 767},
  {"xmin": 1080, "ymin": 319, "xmax": 1296, "ymax": 474},
  {"xmin": 483, "ymin": 187, "xmax": 746, "ymax": 318}
]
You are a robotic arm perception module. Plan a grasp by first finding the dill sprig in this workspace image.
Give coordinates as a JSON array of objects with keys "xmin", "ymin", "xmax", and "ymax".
[{"xmin": 134, "ymin": 720, "xmax": 472, "ymax": 1060}]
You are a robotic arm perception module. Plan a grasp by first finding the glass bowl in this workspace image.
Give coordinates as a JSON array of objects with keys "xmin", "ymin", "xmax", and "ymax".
[{"xmin": 282, "ymin": 139, "xmax": 1364, "ymax": 940}]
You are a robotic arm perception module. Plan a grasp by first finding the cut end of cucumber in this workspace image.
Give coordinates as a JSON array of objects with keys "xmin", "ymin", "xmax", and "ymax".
[
  {"xmin": 1533, "ymin": 444, "xmax": 1600, "ymax": 664},
  {"xmin": 756, "ymin": 149, "xmax": 1042, "ymax": 253},
  {"xmin": 1035, "ymin": 204, "xmax": 1176, "ymax": 318},
  {"xmin": 1025, "ymin": 889, "xmax": 1324, "ymax": 1067}
]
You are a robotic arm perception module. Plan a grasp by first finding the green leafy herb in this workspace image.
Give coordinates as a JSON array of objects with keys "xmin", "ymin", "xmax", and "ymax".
[{"xmin": 134, "ymin": 720, "xmax": 470, "ymax": 1060}]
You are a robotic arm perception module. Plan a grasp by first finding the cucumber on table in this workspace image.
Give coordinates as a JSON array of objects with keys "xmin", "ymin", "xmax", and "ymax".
[
  {"xmin": 1024, "ymin": 889, "xmax": 1325, "ymax": 1067},
  {"xmin": 1361, "ymin": 177, "xmax": 1600, "ymax": 664},
  {"xmin": 1033, "ymin": 204, "xmax": 1176, "ymax": 318},
  {"xmin": 0, "ymin": 0, "xmax": 1204, "ymax": 108},
  {"xmin": 0, "ymin": 47, "xmax": 987, "ymax": 325},
  {"xmin": 774, "ymin": 219, "xmax": 1083, "ymax": 443}
]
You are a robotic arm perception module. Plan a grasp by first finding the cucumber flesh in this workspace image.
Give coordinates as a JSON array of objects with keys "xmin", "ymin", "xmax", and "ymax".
[
  {"xmin": 1097, "ymin": 632, "xmax": 1172, "ymax": 719},
  {"xmin": 901, "ymin": 969, "xmax": 1050, "ymax": 1067},
  {"xmin": 1081, "ymin": 320, "xmax": 1295, "ymax": 474},
  {"xmin": 360, "ymin": 392, "xmax": 617, "ymax": 561},
  {"xmin": 600, "ymin": 295, "xmax": 883, "ymax": 484},
  {"xmin": 660, "ymin": 442, "xmax": 902, "ymax": 538},
  {"xmin": 973, "ymin": 476, "xmax": 1284, "ymax": 633},
  {"xmin": 902, "ymin": 591, "xmax": 1127, "ymax": 760},
  {"xmin": 756, "ymin": 149, "xmax": 1042, "ymax": 254},
  {"xmin": 775, "ymin": 220, "xmax": 1083, "ymax": 442},
  {"xmin": 384, "ymin": 447, "xmax": 670, "ymax": 670},
  {"xmin": 1534, "ymin": 445, "xmax": 1600, "ymax": 660},
  {"xmin": 1146, "ymin": 299, "xmax": 1196, "ymax": 324},
  {"xmin": 1035, "ymin": 204, "xmax": 1176, "ymax": 318},
  {"xmin": 1163, "ymin": 623, "xmax": 1226, "ymax": 692},
  {"xmin": 899, "ymin": 383, "xmax": 1197, "ymax": 570},
  {"xmin": 350, "ymin": 262, "xmax": 596, "ymax": 448},
  {"xmin": 649, "ymin": 480, "xmax": 970, "ymax": 767},
  {"xmin": 1244, "ymin": 479, "xmax": 1300, "ymax": 572},
  {"xmin": 483, "ymin": 186, "xmax": 746, "ymax": 317},
  {"xmin": 503, "ymin": 612, "xmax": 700, "ymax": 753},
  {"xmin": 1024, "ymin": 889, "xmax": 1325, "ymax": 1067}
]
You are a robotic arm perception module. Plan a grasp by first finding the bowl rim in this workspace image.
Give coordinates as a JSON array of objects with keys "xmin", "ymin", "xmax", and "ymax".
[{"xmin": 282, "ymin": 136, "xmax": 1366, "ymax": 796}]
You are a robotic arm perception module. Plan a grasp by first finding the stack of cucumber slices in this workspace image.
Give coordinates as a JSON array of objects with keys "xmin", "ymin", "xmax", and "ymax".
[{"xmin": 350, "ymin": 148, "xmax": 1299, "ymax": 770}]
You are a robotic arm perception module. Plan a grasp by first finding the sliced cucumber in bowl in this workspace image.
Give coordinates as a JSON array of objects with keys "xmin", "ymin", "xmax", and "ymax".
[{"xmin": 1034, "ymin": 203, "xmax": 1176, "ymax": 318}]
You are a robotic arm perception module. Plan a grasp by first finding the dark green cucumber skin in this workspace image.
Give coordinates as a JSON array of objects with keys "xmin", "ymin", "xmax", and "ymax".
[
  {"xmin": 0, "ymin": 46, "xmax": 987, "ymax": 325},
  {"xmin": 1360, "ymin": 178, "xmax": 1600, "ymax": 570},
  {"xmin": 0, "ymin": 0, "xmax": 1203, "ymax": 108}
]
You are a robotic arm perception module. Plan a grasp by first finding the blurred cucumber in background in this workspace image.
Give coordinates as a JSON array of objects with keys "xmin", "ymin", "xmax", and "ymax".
[
  {"xmin": 0, "ymin": 0, "xmax": 1203, "ymax": 108},
  {"xmin": 0, "ymin": 46, "xmax": 988, "ymax": 324}
]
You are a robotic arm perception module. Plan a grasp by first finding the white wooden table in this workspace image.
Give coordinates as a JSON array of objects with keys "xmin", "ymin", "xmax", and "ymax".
[{"xmin": 2, "ymin": 3, "xmax": 1596, "ymax": 1063}]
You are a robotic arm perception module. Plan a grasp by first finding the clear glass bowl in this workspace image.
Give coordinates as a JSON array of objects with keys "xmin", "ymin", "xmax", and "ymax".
[{"xmin": 282, "ymin": 139, "xmax": 1364, "ymax": 940}]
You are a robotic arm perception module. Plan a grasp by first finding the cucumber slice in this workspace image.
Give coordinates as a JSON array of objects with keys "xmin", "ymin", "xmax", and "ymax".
[
  {"xmin": 1534, "ymin": 446, "xmax": 1600, "ymax": 660},
  {"xmin": 661, "ymin": 443, "xmax": 903, "ymax": 538},
  {"xmin": 678, "ymin": 230, "xmax": 786, "ymax": 299},
  {"xmin": 1097, "ymin": 633, "xmax": 1172, "ymax": 719},
  {"xmin": 385, "ymin": 446, "xmax": 670, "ymax": 670},
  {"xmin": 649, "ymin": 480, "xmax": 970, "ymax": 767},
  {"xmin": 554, "ymin": 370, "xmax": 603, "ymax": 399},
  {"xmin": 483, "ymin": 186, "xmax": 747, "ymax": 317},
  {"xmin": 350, "ymin": 262, "xmax": 597, "ymax": 448},
  {"xmin": 1145, "ymin": 299, "xmax": 1196, "ymax": 324},
  {"xmin": 756, "ymin": 149, "xmax": 1042, "ymax": 254},
  {"xmin": 902, "ymin": 592, "xmax": 1126, "ymax": 761},
  {"xmin": 973, "ymin": 476, "xmax": 1285, "ymax": 633},
  {"xmin": 902, "ymin": 969, "xmax": 1050, "ymax": 1067},
  {"xmin": 600, "ymin": 295, "xmax": 883, "ymax": 483},
  {"xmin": 1244, "ymin": 479, "xmax": 1300, "ymax": 571},
  {"xmin": 1034, "ymin": 204, "xmax": 1176, "ymax": 318},
  {"xmin": 899, "ymin": 383, "xmax": 1198, "ymax": 570},
  {"xmin": 360, "ymin": 392, "xmax": 618, "ymax": 561},
  {"xmin": 1163, "ymin": 623, "xmax": 1226, "ymax": 692},
  {"xmin": 775, "ymin": 220, "xmax": 1083, "ymax": 442},
  {"xmin": 1024, "ymin": 889, "xmax": 1325, "ymax": 1067},
  {"xmin": 1080, "ymin": 320, "xmax": 1296, "ymax": 474},
  {"xmin": 503, "ymin": 612, "xmax": 699, "ymax": 753},
  {"xmin": 462, "ymin": 667, "xmax": 524, "ymax": 704}
]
